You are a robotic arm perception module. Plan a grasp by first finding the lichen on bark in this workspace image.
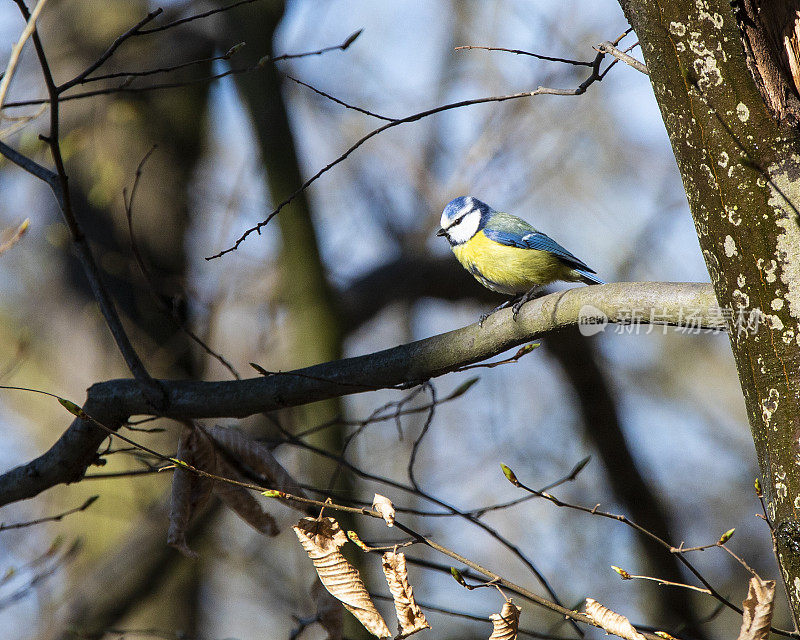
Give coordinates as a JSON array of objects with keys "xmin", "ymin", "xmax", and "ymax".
[{"xmin": 619, "ymin": 0, "xmax": 800, "ymax": 623}]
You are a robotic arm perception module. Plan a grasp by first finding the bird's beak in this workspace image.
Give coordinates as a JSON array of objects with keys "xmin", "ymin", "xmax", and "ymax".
[{"xmin": 436, "ymin": 228, "xmax": 447, "ymax": 237}]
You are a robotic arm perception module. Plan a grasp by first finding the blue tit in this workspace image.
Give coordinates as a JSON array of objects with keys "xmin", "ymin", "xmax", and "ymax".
[{"xmin": 436, "ymin": 196, "xmax": 603, "ymax": 322}]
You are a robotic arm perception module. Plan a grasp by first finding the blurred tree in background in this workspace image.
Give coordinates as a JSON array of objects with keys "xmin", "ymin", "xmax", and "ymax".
[{"xmin": 0, "ymin": 1, "xmax": 799, "ymax": 639}]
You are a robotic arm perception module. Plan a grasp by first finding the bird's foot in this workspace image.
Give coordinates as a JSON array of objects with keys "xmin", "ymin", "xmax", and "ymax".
[
  {"xmin": 511, "ymin": 287, "xmax": 543, "ymax": 320},
  {"xmin": 479, "ymin": 300, "xmax": 513, "ymax": 327}
]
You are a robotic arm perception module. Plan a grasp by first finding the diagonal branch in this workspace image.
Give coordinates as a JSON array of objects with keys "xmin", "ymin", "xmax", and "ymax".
[
  {"xmin": 205, "ymin": 42, "xmax": 621, "ymax": 260},
  {"xmin": 0, "ymin": 282, "xmax": 722, "ymax": 507}
]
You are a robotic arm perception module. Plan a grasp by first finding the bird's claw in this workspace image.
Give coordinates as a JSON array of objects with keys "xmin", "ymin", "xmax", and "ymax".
[
  {"xmin": 511, "ymin": 300, "xmax": 524, "ymax": 319},
  {"xmin": 478, "ymin": 312, "xmax": 491, "ymax": 327}
]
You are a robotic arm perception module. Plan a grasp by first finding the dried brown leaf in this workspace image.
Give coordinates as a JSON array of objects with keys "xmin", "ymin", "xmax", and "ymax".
[
  {"xmin": 489, "ymin": 600, "xmax": 521, "ymax": 640},
  {"xmin": 737, "ymin": 577, "xmax": 775, "ymax": 640},
  {"xmin": 382, "ymin": 551, "xmax": 429, "ymax": 638},
  {"xmin": 214, "ymin": 456, "xmax": 279, "ymax": 536},
  {"xmin": 206, "ymin": 424, "xmax": 305, "ymax": 496},
  {"xmin": 372, "ymin": 493, "xmax": 395, "ymax": 527},
  {"xmin": 311, "ymin": 578, "xmax": 344, "ymax": 640},
  {"xmin": 585, "ymin": 598, "xmax": 645, "ymax": 640},
  {"xmin": 167, "ymin": 427, "xmax": 217, "ymax": 557},
  {"xmin": 294, "ymin": 517, "xmax": 391, "ymax": 638}
]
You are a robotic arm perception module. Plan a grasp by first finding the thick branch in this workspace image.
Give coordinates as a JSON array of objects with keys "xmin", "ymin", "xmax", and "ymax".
[
  {"xmin": 0, "ymin": 282, "xmax": 721, "ymax": 508},
  {"xmin": 340, "ymin": 256, "xmax": 708, "ymax": 634}
]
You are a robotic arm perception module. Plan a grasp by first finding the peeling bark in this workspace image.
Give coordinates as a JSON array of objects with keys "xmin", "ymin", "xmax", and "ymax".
[{"xmin": 619, "ymin": 0, "xmax": 800, "ymax": 622}]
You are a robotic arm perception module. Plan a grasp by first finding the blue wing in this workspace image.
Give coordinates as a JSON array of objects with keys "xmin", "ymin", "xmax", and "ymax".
[{"xmin": 483, "ymin": 227, "xmax": 597, "ymax": 274}]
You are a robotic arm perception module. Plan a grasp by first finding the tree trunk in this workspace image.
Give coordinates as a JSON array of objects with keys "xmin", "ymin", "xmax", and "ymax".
[{"xmin": 619, "ymin": 0, "xmax": 800, "ymax": 622}]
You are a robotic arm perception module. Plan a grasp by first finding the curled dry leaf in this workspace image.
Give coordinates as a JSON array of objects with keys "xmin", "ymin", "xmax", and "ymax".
[
  {"xmin": 214, "ymin": 455, "xmax": 279, "ymax": 536},
  {"xmin": 293, "ymin": 517, "xmax": 391, "ymax": 638},
  {"xmin": 381, "ymin": 551, "xmax": 429, "ymax": 638},
  {"xmin": 585, "ymin": 598, "xmax": 645, "ymax": 640},
  {"xmin": 311, "ymin": 578, "xmax": 344, "ymax": 640},
  {"xmin": 205, "ymin": 424, "xmax": 305, "ymax": 496},
  {"xmin": 372, "ymin": 493, "xmax": 395, "ymax": 527},
  {"xmin": 737, "ymin": 576, "xmax": 775, "ymax": 640},
  {"xmin": 489, "ymin": 600, "xmax": 521, "ymax": 640},
  {"xmin": 167, "ymin": 427, "xmax": 217, "ymax": 558}
]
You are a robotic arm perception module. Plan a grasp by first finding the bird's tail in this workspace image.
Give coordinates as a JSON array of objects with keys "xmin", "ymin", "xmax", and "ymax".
[{"xmin": 575, "ymin": 270, "xmax": 604, "ymax": 285}]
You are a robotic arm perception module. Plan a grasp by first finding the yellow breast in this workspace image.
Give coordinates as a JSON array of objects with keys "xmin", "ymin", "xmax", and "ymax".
[{"xmin": 452, "ymin": 230, "xmax": 575, "ymax": 294}]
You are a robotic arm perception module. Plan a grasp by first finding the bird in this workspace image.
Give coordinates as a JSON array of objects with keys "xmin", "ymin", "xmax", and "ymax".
[{"xmin": 436, "ymin": 196, "xmax": 603, "ymax": 323}]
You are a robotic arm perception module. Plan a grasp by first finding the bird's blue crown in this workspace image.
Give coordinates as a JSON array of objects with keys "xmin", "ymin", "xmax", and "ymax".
[{"xmin": 441, "ymin": 196, "xmax": 493, "ymax": 228}]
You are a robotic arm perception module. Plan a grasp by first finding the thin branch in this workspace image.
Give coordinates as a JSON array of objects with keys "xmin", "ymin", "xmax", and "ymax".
[
  {"xmin": 3, "ymin": 66, "xmax": 251, "ymax": 107},
  {"xmin": 123, "ymin": 147, "xmax": 241, "ymax": 379},
  {"xmin": 293, "ymin": 379, "xmax": 475, "ymax": 439},
  {"xmin": 136, "ymin": 0, "xmax": 259, "ymax": 35},
  {"xmin": 266, "ymin": 28, "xmax": 363, "ymax": 62},
  {"xmin": 0, "ymin": 0, "xmax": 49, "ymax": 126},
  {"xmin": 612, "ymin": 568, "xmax": 712, "ymax": 594},
  {"xmin": 408, "ymin": 382, "xmax": 436, "ymax": 492},
  {"xmin": 0, "ymin": 139, "xmax": 59, "ymax": 188},
  {"xmin": 265, "ymin": 488, "xmax": 663, "ymax": 640},
  {"xmin": 0, "ymin": 31, "xmax": 364, "ymax": 110},
  {"xmin": 56, "ymin": 8, "xmax": 164, "ymax": 92},
  {"xmin": 75, "ymin": 44, "xmax": 246, "ymax": 85},
  {"xmin": 594, "ymin": 41, "xmax": 649, "ymax": 75},
  {"xmin": 0, "ymin": 496, "xmax": 97, "ymax": 532},
  {"xmin": 12, "ymin": 0, "xmax": 163, "ymax": 403},
  {"xmin": 285, "ymin": 436, "xmax": 582, "ymax": 631},
  {"xmin": 454, "ymin": 44, "xmax": 593, "ymax": 66},
  {"xmin": 369, "ymin": 593, "xmax": 575, "ymax": 640},
  {"xmin": 455, "ymin": 342, "xmax": 539, "ymax": 371},
  {"xmin": 285, "ymin": 74, "xmax": 396, "ymax": 121},
  {"xmin": 501, "ymin": 467, "xmax": 796, "ymax": 636},
  {"xmin": 206, "ymin": 45, "xmax": 618, "ymax": 259}
]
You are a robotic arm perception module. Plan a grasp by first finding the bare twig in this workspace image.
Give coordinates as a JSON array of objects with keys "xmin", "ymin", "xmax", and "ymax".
[
  {"xmin": 0, "ymin": 31, "xmax": 364, "ymax": 110},
  {"xmin": 75, "ymin": 44, "xmax": 246, "ymax": 85},
  {"xmin": 57, "ymin": 8, "xmax": 164, "ymax": 92},
  {"xmin": 594, "ymin": 41, "xmax": 649, "ymax": 75},
  {"xmin": 0, "ymin": 0, "xmax": 49, "ymax": 126},
  {"xmin": 611, "ymin": 566, "xmax": 711, "ymax": 594},
  {"xmin": 0, "ymin": 103, "xmax": 46, "ymax": 138},
  {"xmin": 293, "ymin": 380, "xmax": 473, "ymax": 440},
  {"xmin": 369, "ymin": 593, "xmax": 574, "ymax": 640},
  {"xmin": 500, "ymin": 466, "xmax": 796, "ymax": 636},
  {"xmin": 284, "ymin": 435, "xmax": 583, "ymax": 636},
  {"xmin": 207, "ymin": 32, "xmax": 626, "ymax": 259},
  {"xmin": 0, "ymin": 538, "xmax": 80, "ymax": 611},
  {"xmin": 285, "ymin": 74, "xmax": 396, "ymax": 121},
  {"xmin": 11, "ymin": 0, "xmax": 162, "ymax": 403},
  {"xmin": 454, "ymin": 44, "xmax": 593, "ymax": 66},
  {"xmin": 123, "ymin": 147, "xmax": 241, "ymax": 379},
  {"xmin": 0, "ymin": 496, "xmax": 97, "ymax": 532},
  {"xmin": 408, "ymin": 382, "xmax": 436, "ymax": 491},
  {"xmin": 265, "ymin": 28, "xmax": 363, "ymax": 62},
  {"xmin": 136, "ymin": 0, "xmax": 259, "ymax": 35},
  {"xmin": 455, "ymin": 343, "xmax": 539, "ymax": 371},
  {"xmin": 264, "ymin": 487, "xmax": 664, "ymax": 640}
]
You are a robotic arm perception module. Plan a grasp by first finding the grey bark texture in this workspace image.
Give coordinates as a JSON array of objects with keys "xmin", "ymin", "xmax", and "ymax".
[
  {"xmin": 0, "ymin": 282, "xmax": 721, "ymax": 507},
  {"xmin": 618, "ymin": 0, "xmax": 800, "ymax": 621}
]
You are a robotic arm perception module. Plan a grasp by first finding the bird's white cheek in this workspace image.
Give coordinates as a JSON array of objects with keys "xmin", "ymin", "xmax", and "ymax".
[{"xmin": 448, "ymin": 218, "xmax": 480, "ymax": 245}]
